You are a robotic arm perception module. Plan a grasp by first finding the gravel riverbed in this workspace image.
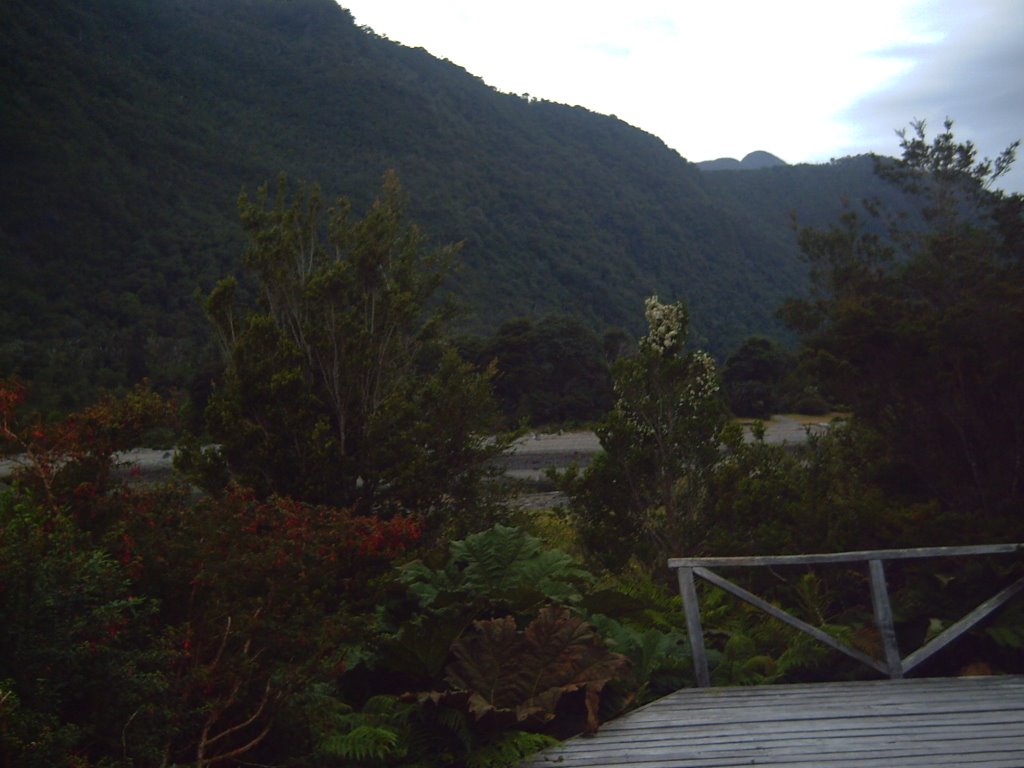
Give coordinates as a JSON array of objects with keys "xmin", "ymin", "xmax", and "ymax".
[{"xmin": 3, "ymin": 415, "xmax": 841, "ymax": 510}]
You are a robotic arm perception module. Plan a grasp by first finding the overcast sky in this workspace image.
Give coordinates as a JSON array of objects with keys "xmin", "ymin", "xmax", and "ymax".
[{"xmin": 337, "ymin": 0, "xmax": 1023, "ymax": 192}]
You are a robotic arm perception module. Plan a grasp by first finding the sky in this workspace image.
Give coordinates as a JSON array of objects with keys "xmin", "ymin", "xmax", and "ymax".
[{"xmin": 337, "ymin": 0, "xmax": 1023, "ymax": 193}]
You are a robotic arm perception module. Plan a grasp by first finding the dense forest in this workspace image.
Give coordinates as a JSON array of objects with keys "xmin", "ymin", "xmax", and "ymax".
[
  {"xmin": 2, "ymin": 0, "xmax": 916, "ymax": 412},
  {"xmin": 2, "ymin": 0, "xmax": 1023, "ymax": 765},
  {"xmin": 3, "ymin": 114, "xmax": 1023, "ymax": 766}
]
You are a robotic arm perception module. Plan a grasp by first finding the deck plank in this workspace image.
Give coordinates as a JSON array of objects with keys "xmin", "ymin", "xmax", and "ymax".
[{"xmin": 524, "ymin": 676, "xmax": 1024, "ymax": 768}]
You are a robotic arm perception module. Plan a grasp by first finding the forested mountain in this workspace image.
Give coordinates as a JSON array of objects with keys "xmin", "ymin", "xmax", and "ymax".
[{"xmin": 1, "ymin": 0, "xmax": 906, "ymax": 408}]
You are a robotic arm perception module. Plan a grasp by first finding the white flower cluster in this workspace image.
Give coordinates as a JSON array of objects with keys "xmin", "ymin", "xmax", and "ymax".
[
  {"xmin": 679, "ymin": 351, "xmax": 720, "ymax": 408},
  {"xmin": 624, "ymin": 409, "xmax": 655, "ymax": 437},
  {"xmin": 641, "ymin": 295, "xmax": 686, "ymax": 356}
]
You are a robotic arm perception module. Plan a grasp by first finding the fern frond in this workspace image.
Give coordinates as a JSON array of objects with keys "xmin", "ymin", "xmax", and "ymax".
[
  {"xmin": 362, "ymin": 694, "xmax": 405, "ymax": 717},
  {"xmin": 320, "ymin": 724, "xmax": 403, "ymax": 763},
  {"xmin": 417, "ymin": 703, "xmax": 474, "ymax": 752},
  {"xmin": 466, "ymin": 731, "xmax": 560, "ymax": 768},
  {"xmin": 403, "ymin": 524, "xmax": 591, "ymax": 609}
]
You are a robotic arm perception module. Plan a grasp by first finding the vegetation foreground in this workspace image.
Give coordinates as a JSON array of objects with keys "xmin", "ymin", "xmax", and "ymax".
[{"xmin": 2, "ymin": 124, "xmax": 1023, "ymax": 767}]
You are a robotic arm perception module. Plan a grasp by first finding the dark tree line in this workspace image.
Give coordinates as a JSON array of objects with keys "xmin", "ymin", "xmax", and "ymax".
[{"xmin": 780, "ymin": 120, "xmax": 1023, "ymax": 518}]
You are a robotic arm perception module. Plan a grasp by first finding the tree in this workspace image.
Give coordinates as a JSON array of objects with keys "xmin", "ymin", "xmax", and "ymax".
[
  {"xmin": 780, "ymin": 119, "xmax": 1024, "ymax": 519},
  {"xmin": 197, "ymin": 173, "xmax": 506, "ymax": 529},
  {"xmin": 562, "ymin": 297, "xmax": 729, "ymax": 568},
  {"xmin": 474, "ymin": 315, "xmax": 614, "ymax": 426},
  {"xmin": 721, "ymin": 337, "xmax": 795, "ymax": 418}
]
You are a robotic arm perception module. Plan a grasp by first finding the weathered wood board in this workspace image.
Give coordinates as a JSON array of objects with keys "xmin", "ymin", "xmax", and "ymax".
[{"xmin": 524, "ymin": 676, "xmax": 1024, "ymax": 767}]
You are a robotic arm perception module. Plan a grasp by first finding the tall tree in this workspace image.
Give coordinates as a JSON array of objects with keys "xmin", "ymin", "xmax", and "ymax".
[
  {"xmin": 780, "ymin": 120, "xmax": 1023, "ymax": 519},
  {"xmin": 199, "ymin": 173, "xmax": 505, "ymax": 528},
  {"xmin": 563, "ymin": 297, "xmax": 729, "ymax": 568},
  {"xmin": 475, "ymin": 315, "xmax": 614, "ymax": 426},
  {"xmin": 721, "ymin": 336, "xmax": 795, "ymax": 418}
]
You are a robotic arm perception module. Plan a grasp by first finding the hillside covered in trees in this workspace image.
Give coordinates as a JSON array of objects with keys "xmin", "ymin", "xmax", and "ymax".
[{"xmin": 1, "ymin": 0, "xmax": 916, "ymax": 409}]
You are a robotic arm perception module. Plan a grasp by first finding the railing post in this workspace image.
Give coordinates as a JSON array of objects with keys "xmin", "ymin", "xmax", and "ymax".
[
  {"xmin": 868, "ymin": 559, "xmax": 903, "ymax": 679},
  {"xmin": 677, "ymin": 566, "xmax": 710, "ymax": 687}
]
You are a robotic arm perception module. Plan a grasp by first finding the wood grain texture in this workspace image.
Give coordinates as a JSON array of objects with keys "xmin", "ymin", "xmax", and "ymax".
[{"xmin": 523, "ymin": 676, "xmax": 1024, "ymax": 767}]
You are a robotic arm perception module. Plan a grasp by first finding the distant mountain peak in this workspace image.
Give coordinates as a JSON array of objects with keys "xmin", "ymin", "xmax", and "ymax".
[
  {"xmin": 696, "ymin": 151, "xmax": 787, "ymax": 172},
  {"xmin": 740, "ymin": 151, "xmax": 786, "ymax": 168}
]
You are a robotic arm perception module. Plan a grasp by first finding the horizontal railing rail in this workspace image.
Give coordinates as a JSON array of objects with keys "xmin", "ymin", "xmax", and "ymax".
[{"xmin": 668, "ymin": 543, "xmax": 1024, "ymax": 687}]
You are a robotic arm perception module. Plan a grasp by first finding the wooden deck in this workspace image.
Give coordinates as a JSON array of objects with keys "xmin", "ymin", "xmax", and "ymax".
[{"xmin": 525, "ymin": 675, "xmax": 1024, "ymax": 767}]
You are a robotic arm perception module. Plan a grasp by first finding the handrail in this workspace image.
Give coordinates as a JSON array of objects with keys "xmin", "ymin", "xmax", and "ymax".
[{"xmin": 668, "ymin": 543, "xmax": 1024, "ymax": 687}]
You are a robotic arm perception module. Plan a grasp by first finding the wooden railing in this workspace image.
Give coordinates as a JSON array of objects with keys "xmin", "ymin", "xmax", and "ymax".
[{"xmin": 668, "ymin": 544, "xmax": 1024, "ymax": 687}]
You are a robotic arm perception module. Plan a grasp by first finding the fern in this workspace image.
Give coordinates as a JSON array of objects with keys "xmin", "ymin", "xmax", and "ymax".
[
  {"xmin": 424, "ymin": 703, "xmax": 475, "ymax": 753},
  {"xmin": 792, "ymin": 571, "xmax": 831, "ymax": 626},
  {"xmin": 401, "ymin": 524, "xmax": 591, "ymax": 611},
  {"xmin": 587, "ymin": 613, "xmax": 689, "ymax": 701},
  {"xmin": 466, "ymin": 731, "xmax": 560, "ymax": 768},
  {"xmin": 320, "ymin": 725, "xmax": 403, "ymax": 763},
  {"xmin": 361, "ymin": 694, "xmax": 409, "ymax": 718},
  {"xmin": 311, "ymin": 694, "xmax": 416, "ymax": 765},
  {"xmin": 394, "ymin": 701, "xmax": 476, "ymax": 767}
]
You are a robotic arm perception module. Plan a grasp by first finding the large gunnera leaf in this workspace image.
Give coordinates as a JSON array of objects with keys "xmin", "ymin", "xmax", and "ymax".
[{"xmin": 444, "ymin": 606, "xmax": 631, "ymax": 733}]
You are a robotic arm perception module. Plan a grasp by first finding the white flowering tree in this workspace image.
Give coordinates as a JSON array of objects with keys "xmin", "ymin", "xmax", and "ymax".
[{"xmin": 565, "ymin": 296, "xmax": 728, "ymax": 568}]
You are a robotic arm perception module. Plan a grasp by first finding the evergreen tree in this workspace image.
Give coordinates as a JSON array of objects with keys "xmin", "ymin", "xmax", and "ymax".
[
  {"xmin": 780, "ymin": 120, "xmax": 1024, "ymax": 519},
  {"xmin": 196, "ymin": 173, "xmax": 506, "ymax": 531}
]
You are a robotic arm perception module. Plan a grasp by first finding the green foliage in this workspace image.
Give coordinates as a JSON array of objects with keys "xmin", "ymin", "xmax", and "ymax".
[
  {"xmin": 113, "ymin": 484, "xmax": 422, "ymax": 767},
  {"xmin": 4, "ymin": 109, "xmax": 1022, "ymax": 767},
  {"xmin": 467, "ymin": 315, "xmax": 614, "ymax": 426},
  {"xmin": 1, "ymin": 381, "xmax": 440, "ymax": 766},
  {"xmin": 464, "ymin": 731, "xmax": 560, "ymax": 768},
  {"xmin": 312, "ymin": 695, "xmax": 412, "ymax": 765},
  {"xmin": 0, "ymin": 489, "xmax": 168, "ymax": 767},
  {"xmin": 575, "ymin": 567, "xmax": 698, "ymax": 700},
  {"xmin": 986, "ymin": 603, "xmax": 1024, "ymax": 651},
  {"xmin": 884, "ymin": 118, "xmax": 1019, "ymax": 219},
  {"xmin": 326, "ymin": 725, "xmax": 402, "ymax": 762},
  {"xmin": 562, "ymin": 297, "xmax": 729, "ymax": 568},
  {"xmin": 300, "ymin": 686, "xmax": 558, "ymax": 768},
  {"xmin": 694, "ymin": 579, "xmax": 864, "ymax": 686},
  {"xmin": 201, "ymin": 173, "xmax": 507, "ymax": 527},
  {"xmin": 704, "ymin": 422, "xmax": 922, "ymax": 557},
  {"xmin": 298, "ymin": 688, "xmax": 442, "ymax": 767},
  {"xmin": 781, "ymin": 119, "xmax": 1024, "ymax": 521},
  {"xmin": 381, "ymin": 526, "xmax": 596, "ymax": 690},
  {"xmin": 720, "ymin": 337, "xmax": 798, "ymax": 417},
  {"xmin": 402, "ymin": 524, "xmax": 593, "ymax": 612},
  {"xmin": 586, "ymin": 613, "xmax": 690, "ymax": 703},
  {"xmin": 305, "ymin": 525, "xmax": 653, "ymax": 767},
  {"xmin": 0, "ymin": 680, "xmax": 78, "ymax": 768}
]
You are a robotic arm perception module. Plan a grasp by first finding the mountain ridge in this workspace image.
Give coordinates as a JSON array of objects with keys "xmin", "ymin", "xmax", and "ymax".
[
  {"xmin": 696, "ymin": 151, "xmax": 788, "ymax": 172},
  {"xmin": 0, "ymin": 0, "xmax": 908, "ymax": 407}
]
